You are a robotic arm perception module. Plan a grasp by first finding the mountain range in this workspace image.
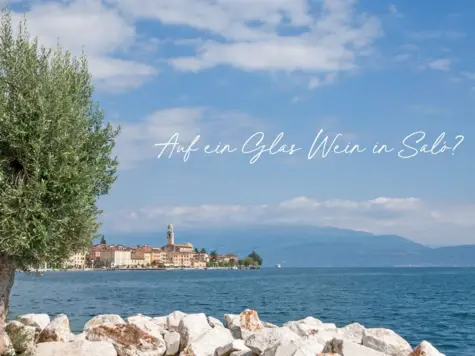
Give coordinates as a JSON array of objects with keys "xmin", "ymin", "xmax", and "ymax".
[{"xmin": 106, "ymin": 226, "xmax": 475, "ymax": 267}]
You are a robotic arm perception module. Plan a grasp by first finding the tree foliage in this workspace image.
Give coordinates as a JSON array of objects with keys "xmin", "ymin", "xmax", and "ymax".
[
  {"xmin": 0, "ymin": 10, "xmax": 119, "ymax": 270},
  {"xmin": 248, "ymin": 251, "xmax": 263, "ymax": 266}
]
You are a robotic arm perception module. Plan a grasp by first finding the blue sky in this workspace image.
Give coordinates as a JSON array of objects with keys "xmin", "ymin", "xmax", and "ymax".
[{"xmin": 6, "ymin": 0, "xmax": 475, "ymax": 245}]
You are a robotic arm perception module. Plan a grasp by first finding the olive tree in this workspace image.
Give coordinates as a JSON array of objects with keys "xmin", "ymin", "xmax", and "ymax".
[{"xmin": 0, "ymin": 8, "xmax": 119, "ymax": 345}]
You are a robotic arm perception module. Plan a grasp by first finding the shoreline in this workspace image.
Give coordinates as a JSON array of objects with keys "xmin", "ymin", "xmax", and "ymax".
[
  {"xmin": 18, "ymin": 266, "xmax": 260, "ymax": 273},
  {"xmin": 3, "ymin": 309, "xmax": 444, "ymax": 356}
]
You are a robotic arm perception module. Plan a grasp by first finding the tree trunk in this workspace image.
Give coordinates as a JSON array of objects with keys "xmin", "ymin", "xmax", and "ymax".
[{"xmin": 0, "ymin": 254, "xmax": 15, "ymax": 355}]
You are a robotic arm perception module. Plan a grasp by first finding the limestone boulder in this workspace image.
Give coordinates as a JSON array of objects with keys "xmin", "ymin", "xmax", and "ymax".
[
  {"xmin": 207, "ymin": 316, "xmax": 224, "ymax": 328},
  {"xmin": 229, "ymin": 351, "xmax": 255, "ymax": 356},
  {"xmin": 164, "ymin": 331, "xmax": 181, "ymax": 356},
  {"xmin": 84, "ymin": 314, "xmax": 126, "ymax": 332},
  {"xmin": 410, "ymin": 341, "xmax": 446, "ymax": 356},
  {"xmin": 178, "ymin": 313, "xmax": 211, "ymax": 350},
  {"xmin": 225, "ymin": 310, "xmax": 264, "ymax": 339},
  {"xmin": 153, "ymin": 317, "xmax": 169, "ymax": 330},
  {"xmin": 284, "ymin": 317, "xmax": 336, "ymax": 337},
  {"xmin": 37, "ymin": 314, "xmax": 73, "ymax": 343},
  {"xmin": 2, "ymin": 333, "xmax": 16, "ymax": 356},
  {"xmin": 17, "ymin": 313, "xmax": 51, "ymax": 331},
  {"xmin": 71, "ymin": 332, "xmax": 87, "ymax": 342},
  {"xmin": 262, "ymin": 322, "xmax": 279, "ymax": 329},
  {"xmin": 167, "ymin": 311, "xmax": 187, "ymax": 332},
  {"xmin": 224, "ymin": 314, "xmax": 241, "ymax": 338},
  {"xmin": 216, "ymin": 339, "xmax": 251, "ymax": 356},
  {"xmin": 283, "ymin": 317, "xmax": 322, "ymax": 328},
  {"xmin": 34, "ymin": 340, "xmax": 117, "ymax": 356},
  {"xmin": 86, "ymin": 323, "xmax": 166, "ymax": 356},
  {"xmin": 5, "ymin": 320, "xmax": 36, "ymax": 353},
  {"xmin": 180, "ymin": 326, "xmax": 234, "ymax": 356},
  {"xmin": 127, "ymin": 314, "xmax": 166, "ymax": 339},
  {"xmin": 337, "ymin": 322, "xmax": 365, "ymax": 344},
  {"xmin": 262, "ymin": 336, "xmax": 326, "ymax": 356},
  {"xmin": 363, "ymin": 328, "xmax": 412, "ymax": 356},
  {"xmin": 244, "ymin": 327, "xmax": 300, "ymax": 354},
  {"xmin": 323, "ymin": 337, "xmax": 390, "ymax": 356}
]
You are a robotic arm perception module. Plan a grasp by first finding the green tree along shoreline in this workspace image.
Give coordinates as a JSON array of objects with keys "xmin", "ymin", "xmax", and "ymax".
[
  {"xmin": 0, "ymin": 9, "xmax": 119, "ymax": 352},
  {"xmin": 200, "ymin": 249, "xmax": 263, "ymax": 268}
]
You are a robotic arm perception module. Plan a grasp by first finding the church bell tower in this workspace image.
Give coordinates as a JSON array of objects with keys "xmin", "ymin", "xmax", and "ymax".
[{"xmin": 167, "ymin": 224, "xmax": 175, "ymax": 246}]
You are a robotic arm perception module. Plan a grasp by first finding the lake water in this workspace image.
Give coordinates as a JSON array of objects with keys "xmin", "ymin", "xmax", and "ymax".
[{"xmin": 9, "ymin": 268, "xmax": 475, "ymax": 355}]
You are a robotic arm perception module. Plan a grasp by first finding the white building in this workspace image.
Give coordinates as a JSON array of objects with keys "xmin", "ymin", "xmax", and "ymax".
[
  {"xmin": 100, "ymin": 248, "xmax": 132, "ymax": 267},
  {"xmin": 64, "ymin": 251, "xmax": 87, "ymax": 269}
]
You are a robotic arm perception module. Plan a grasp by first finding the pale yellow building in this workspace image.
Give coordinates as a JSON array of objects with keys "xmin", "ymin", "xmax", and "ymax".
[
  {"xmin": 65, "ymin": 251, "xmax": 87, "ymax": 268},
  {"xmin": 100, "ymin": 247, "xmax": 132, "ymax": 267}
]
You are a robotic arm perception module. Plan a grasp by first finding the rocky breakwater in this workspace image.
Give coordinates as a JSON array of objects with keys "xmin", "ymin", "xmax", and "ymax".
[{"xmin": 2, "ymin": 310, "xmax": 446, "ymax": 356}]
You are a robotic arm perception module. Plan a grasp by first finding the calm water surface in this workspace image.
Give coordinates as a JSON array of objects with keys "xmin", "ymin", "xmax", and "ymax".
[{"xmin": 10, "ymin": 268, "xmax": 475, "ymax": 355}]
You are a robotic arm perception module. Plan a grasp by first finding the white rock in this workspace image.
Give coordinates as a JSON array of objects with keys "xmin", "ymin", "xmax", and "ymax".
[
  {"xmin": 37, "ymin": 314, "xmax": 73, "ymax": 343},
  {"xmin": 178, "ymin": 313, "xmax": 211, "ymax": 350},
  {"xmin": 167, "ymin": 311, "xmax": 187, "ymax": 332},
  {"xmin": 282, "ymin": 317, "xmax": 337, "ymax": 338},
  {"xmin": 283, "ymin": 317, "xmax": 322, "ymax": 328},
  {"xmin": 262, "ymin": 322, "xmax": 279, "ymax": 329},
  {"xmin": 224, "ymin": 310, "xmax": 264, "ymax": 339},
  {"xmin": 229, "ymin": 352, "xmax": 255, "ymax": 356},
  {"xmin": 34, "ymin": 340, "xmax": 117, "ymax": 356},
  {"xmin": 363, "ymin": 328, "xmax": 412, "ymax": 356},
  {"xmin": 127, "ymin": 314, "xmax": 166, "ymax": 339},
  {"xmin": 323, "ymin": 337, "xmax": 389, "ymax": 356},
  {"xmin": 71, "ymin": 332, "xmax": 87, "ymax": 342},
  {"xmin": 84, "ymin": 314, "xmax": 126, "ymax": 332},
  {"xmin": 338, "ymin": 322, "xmax": 365, "ymax": 344},
  {"xmin": 207, "ymin": 316, "xmax": 224, "ymax": 328},
  {"xmin": 410, "ymin": 341, "xmax": 446, "ymax": 356},
  {"xmin": 86, "ymin": 323, "xmax": 166, "ymax": 356},
  {"xmin": 229, "ymin": 351, "xmax": 255, "ymax": 356},
  {"xmin": 216, "ymin": 339, "xmax": 250, "ymax": 356},
  {"xmin": 180, "ymin": 327, "xmax": 234, "ymax": 356},
  {"xmin": 5, "ymin": 320, "xmax": 37, "ymax": 353},
  {"xmin": 262, "ymin": 336, "xmax": 326, "ymax": 356},
  {"xmin": 2, "ymin": 333, "xmax": 16, "ymax": 356},
  {"xmin": 224, "ymin": 314, "xmax": 241, "ymax": 338},
  {"xmin": 244, "ymin": 327, "xmax": 300, "ymax": 354},
  {"xmin": 17, "ymin": 313, "xmax": 51, "ymax": 331},
  {"xmin": 153, "ymin": 316, "xmax": 169, "ymax": 330},
  {"xmin": 164, "ymin": 331, "xmax": 181, "ymax": 356}
]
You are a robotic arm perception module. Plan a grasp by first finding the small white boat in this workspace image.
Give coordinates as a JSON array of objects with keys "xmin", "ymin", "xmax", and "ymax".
[{"xmin": 276, "ymin": 264, "xmax": 281, "ymax": 268}]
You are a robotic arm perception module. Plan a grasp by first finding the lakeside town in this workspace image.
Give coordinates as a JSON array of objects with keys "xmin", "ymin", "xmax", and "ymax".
[{"xmin": 38, "ymin": 224, "xmax": 262, "ymax": 271}]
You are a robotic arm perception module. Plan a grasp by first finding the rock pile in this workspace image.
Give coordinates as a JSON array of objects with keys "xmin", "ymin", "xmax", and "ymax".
[{"xmin": 2, "ymin": 310, "xmax": 446, "ymax": 356}]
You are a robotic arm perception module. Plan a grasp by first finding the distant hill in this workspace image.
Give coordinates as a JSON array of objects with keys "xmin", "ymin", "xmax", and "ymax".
[{"xmin": 105, "ymin": 225, "xmax": 475, "ymax": 267}]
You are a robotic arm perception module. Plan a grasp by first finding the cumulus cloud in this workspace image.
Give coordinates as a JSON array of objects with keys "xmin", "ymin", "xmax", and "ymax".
[
  {"xmin": 427, "ymin": 58, "xmax": 451, "ymax": 71},
  {"xmin": 114, "ymin": 107, "xmax": 266, "ymax": 169},
  {"xmin": 101, "ymin": 196, "xmax": 475, "ymax": 244},
  {"xmin": 9, "ymin": 0, "xmax": 158, "ymax": 92},
  {"xmin": 107, "ymin": 0, "xmax": 381, "ymax": 79}
]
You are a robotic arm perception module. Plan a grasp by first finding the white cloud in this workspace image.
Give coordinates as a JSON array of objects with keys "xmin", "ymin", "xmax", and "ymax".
[
  {"xmin": 427, "ymin": 58, "xmax": 451, "ymax": 71},
  {"xmin": 9, "ymin": 0, "xmax": 158, "ymax": 92},
  {"xmin": 108, "ymin": 0, "xmax": 381, "ymax": 78},
  {"xmin": 308, "ymin": 73, "xmax": 337, "ymax": 89},
  {"xmin": 389, "ymin": 4, "xmax": 403, "ymax": 17},
  {"xmin": 101, "ymin": 196, "xmax": 475, "ymax": 244},
  {"xmin": 114, "ymin": 107, "xmax": 265, "ymax": 169},
  {"xmin": 393, "ymin": 53, "xmax": 411, "ymax": 62}
]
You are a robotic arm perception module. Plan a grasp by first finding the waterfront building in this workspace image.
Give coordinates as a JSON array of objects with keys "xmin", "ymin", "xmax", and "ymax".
[
  {"xmin": 216, "ymin": 254, "xmax": 239, "ymax": 264},
  {"xmin": 65, "ymin": 251, "xmax": 87, "ymax": 268},
  {"xmin": 99, "ymin": 245, "xmax": 132, "ymax": 267}
]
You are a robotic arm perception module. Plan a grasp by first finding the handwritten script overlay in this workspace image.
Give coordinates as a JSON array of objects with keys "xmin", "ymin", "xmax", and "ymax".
[{"xmin": 154, "ymin": 130, "xmax": 465, "ymax": 164}]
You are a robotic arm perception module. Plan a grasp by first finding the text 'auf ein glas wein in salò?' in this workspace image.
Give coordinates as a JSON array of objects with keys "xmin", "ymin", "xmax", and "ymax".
[{"xmin": 154, "ymin": 129, "xmax": 465, "ymax": 164}]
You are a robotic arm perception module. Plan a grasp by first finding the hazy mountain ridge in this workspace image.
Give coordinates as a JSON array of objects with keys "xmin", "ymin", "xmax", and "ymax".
[{"xmin": 107, "ymin": 226, "xmax": 475, "ymax": 267}]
